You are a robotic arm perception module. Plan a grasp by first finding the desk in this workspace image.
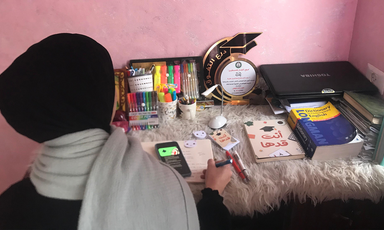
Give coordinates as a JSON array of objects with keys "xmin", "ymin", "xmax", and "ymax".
[{"xmin": 129, "ymin": 105, "xmax": 384, "ymax": 216}]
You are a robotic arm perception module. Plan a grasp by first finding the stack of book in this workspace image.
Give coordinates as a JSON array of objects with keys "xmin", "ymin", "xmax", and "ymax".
[
  {"xmin": 287, "ymin": 102, "xmax": 364, "ymax": 160},
  {"xmin": 334, "ymin": 91, "xmax": 384, "ymax": 165},
  {"xmin": 375, "ymin": 125, "xmax": 384, "ymax": 166}
]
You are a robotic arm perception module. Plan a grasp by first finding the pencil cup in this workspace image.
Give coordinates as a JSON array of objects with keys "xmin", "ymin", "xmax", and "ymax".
[
  {"xmin": 159, "ymin": 100, "xmax": 177, "ymax": 121},
  {"xmin": 178, "ymin": 101, "xmax": 196, "ymax": 120}
]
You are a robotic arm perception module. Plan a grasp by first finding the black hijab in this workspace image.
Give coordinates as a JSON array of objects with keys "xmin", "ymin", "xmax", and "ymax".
[{"xmin": 0, "ymin": 33, "xmax": 115, "ymax": 143}]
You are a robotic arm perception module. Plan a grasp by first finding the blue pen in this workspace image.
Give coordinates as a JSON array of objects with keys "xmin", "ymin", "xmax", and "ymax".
[{"xmin": 215, "ymin": 159, "xmax": 233, "ymax": 167}]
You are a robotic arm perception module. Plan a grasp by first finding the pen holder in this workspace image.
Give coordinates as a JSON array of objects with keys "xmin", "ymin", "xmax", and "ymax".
[
  {"xmin": 159, "ymin": 99, "xmax": 177, "ymax": 121},
  {"xmin": 127, "ymin": 74, "xmax": 153, "ymax": 93},
  {"xmin": 178, "ymin": 101, "xmax": 196, "ymax": 120}
]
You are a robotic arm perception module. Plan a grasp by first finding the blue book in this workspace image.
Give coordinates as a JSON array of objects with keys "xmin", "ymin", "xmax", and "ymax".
[{"xmin": 287, "ymin": 102, "xmax": 364, "ymax": 160}]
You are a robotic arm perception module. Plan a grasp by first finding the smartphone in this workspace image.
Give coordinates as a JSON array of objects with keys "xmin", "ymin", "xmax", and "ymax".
[{"xmin": 155, "ymin": 141, "xmax": 191, "ymax": 177}]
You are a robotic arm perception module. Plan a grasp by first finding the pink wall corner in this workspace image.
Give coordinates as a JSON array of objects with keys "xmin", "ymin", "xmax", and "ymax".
[
  {"xmin": 0, "ymin": 0, "xmax": 358, "ymax": 194},
  {"xmin": 349, "ymin": 0, "xmax": 384, "ymax": 77}
]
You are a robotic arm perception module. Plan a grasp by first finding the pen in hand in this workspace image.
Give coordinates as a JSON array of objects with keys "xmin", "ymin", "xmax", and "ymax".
[
  {"xmin": 215, "ymin": 159, "xmax": 232, "ymax": 167},
  {"xmin": 201, "ymin": 159, "xmax": 232, "ymax": 195}
]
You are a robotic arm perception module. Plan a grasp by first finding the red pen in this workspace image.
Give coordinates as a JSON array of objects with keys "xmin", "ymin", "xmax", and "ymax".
[
  {"xmin": 127, "ymin": 93, "xmax": 132, "ymax": 112},
  {"xmin": 226, "ymin": 151, "xmax": 248, "ymax": 183},
  {"xmin": 132, "ymin": 93, "xmax": 137, "ymax": 112}
]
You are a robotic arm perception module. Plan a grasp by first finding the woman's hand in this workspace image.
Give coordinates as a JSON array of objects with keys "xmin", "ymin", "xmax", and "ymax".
[{"xmin": 200, "ymin": 159, "xmax": 232, "ymax": 195}]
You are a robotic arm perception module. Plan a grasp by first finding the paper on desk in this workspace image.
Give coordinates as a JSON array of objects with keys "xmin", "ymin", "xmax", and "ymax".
[
  {"xmin": 208, "ymin": 129, "xmax": 240, "ymax": 151},
  {"xmin": 283, "ymin": 101, "xmax": 327, "ymax": 113},
  {"xmin": 265, "ymin": 95, "xmax": 286, "ymax": 114},
  {"xmin": 140, "ymin": 139, "xmax": 213, "ymax": 183}
]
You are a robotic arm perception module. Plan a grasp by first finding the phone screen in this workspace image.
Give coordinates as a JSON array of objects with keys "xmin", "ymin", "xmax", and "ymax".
[{"xmin": 155, "ymin": 142, "xmax": 191, "ymax": 177}]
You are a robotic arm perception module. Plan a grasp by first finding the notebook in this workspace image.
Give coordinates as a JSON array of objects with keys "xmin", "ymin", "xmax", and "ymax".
[
  {"xmin": 141, "ymin": 139, "xmax": 213, "ymax": 183},
  {"xmin": 244, "ymin": 120, "xmax": 305, "ymax": 163},
  {"xmin": 260, "ymin": 61, "xmax": 378, "ymax": 99}
]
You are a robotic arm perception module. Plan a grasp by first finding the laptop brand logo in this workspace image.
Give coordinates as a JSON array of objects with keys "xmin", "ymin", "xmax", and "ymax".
[
  {"xmin": 300, "ymin": 73, "xmax": 331, "ymax": 77},
  {"xmin": 321, "ymin": 88, "xmax": 335, "ymax": 94}
]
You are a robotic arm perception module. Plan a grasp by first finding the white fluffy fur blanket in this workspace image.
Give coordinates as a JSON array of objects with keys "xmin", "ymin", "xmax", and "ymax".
[{"xmin": 130, "ymin": 105, "xmax": 384, "ymax": 216}]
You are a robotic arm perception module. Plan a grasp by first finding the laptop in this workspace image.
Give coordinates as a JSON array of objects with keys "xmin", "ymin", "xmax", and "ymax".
[{"xmin": 259, "ymin": 61, "xmax": 378, "ymax": 99}]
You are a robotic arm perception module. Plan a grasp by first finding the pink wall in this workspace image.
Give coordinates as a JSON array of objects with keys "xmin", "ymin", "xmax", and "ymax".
[
  {"xmin": 349, "ymin": 0, "xmax": 384, "ymax": 75},
  {"xmin": 0, "ymin": 0, "xmax": 358, "ymax": 193}
]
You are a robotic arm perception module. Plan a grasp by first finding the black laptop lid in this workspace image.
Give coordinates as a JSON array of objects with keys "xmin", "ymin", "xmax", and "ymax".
[{"xmin": 260, "ymin": 61, "xmax": 378, "ymax": 99}]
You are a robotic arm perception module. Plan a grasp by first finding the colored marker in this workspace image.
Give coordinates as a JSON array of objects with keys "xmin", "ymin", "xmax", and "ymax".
[
  {"xmin": 142, "ymin": 92, "xmax": 146, "ymax": 130},
  {"xmin": 154, "ymin": 91, "xmax": 159, "ymax": 109},
  {"xmin": 192, "ymin": 62, "xmax": 199, "ymax": 99},
  {"xmin": 174, "ymin": 65, "xmax": 181, "ymax": 93},
  {"xmin": 127, "ymin": 93, "xmax": 131, "ymax": 112},
  {"xmin": 132, "ymin": 93, "xmax": 136, "ymax": 112},
  {"xmin": 146, "ymin": 92, "xmax": 151, "ymax": 129},
  {"xmin": 142, "ymin": 92, "xmax": 146, "ymax": 111},
  {"xmin": 147, "ymin": 92, "xmax": 152, "ymax": 129},
  {"xmin": 168, "ymin": 87, "xmax": 174, "ymax": 94},
  {"xmin": 168, "ymin": 65, "xmax": 174, "ymax": 84},
  {"xmin": 163, "ymin": 86, "xmax": 168, "ymax": 94},
  {"xmin": 153, "ymin": 66, "xmax": 161, "ymax": 91},
  {"xmin": 130, "ymin": 93, "xmax": 135, "ymax": 112},
  {"xmin": 146, "ymin": 92, "xmax": 151, "ymax": 112},
  {"xmin": 135, "ymin": 92, "xmax": 139, "ymax": 112},
  {"xmin": 159, "ymin": 92, "xmax": 165, "ymax": 103},
  {"xmin": 138, "ymin": 92, "xmax": 143, "ymax": 112},
  {"xmin": 164, "ymin": 93, "xmax": 172, "ymax": 102},
  {"xmin": 151, "ymin": 91, "xmax": 156, "ymax": 110},
  {"xmin": 161, "ymin": 65, "xmax": 167, "ymax": 84}
]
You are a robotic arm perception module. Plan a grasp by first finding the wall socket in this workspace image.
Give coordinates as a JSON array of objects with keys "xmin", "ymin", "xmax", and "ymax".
[{"xmin": 366, "ymin": 63, "xmax": 384, "ymax": 95}]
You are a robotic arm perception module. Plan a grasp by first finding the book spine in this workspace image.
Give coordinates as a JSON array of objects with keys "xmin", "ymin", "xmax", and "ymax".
[
  {"xmin": 294, "ymin": 121, "xmax": 317, "ymax": 158},
  {"xmin": 374, "ymin": 123, "xmax": 384, "ymax": 164}
]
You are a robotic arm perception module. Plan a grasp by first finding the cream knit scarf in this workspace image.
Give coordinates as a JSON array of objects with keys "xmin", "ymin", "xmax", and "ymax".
[
  {"xmin": 30, "ymin": 128, "xmax": 109, "ymax": 200},
  {"xmin": 30, "ymin": 126, "xmax": 199, "ymax": 230}
]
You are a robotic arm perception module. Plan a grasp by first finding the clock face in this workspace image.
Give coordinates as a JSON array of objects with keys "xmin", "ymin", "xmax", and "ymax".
[{"xmin": 220, "ymin": 60, "xmax": 257, "ymax": 96}]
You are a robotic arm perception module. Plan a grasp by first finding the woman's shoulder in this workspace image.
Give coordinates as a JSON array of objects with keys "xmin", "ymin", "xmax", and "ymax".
[{"xmin": 0, "ymin": 177, "xmax": 35, "ymax": 199}]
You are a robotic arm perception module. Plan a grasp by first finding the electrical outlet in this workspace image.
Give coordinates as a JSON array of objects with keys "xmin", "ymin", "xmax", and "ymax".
[{"xmin": 366, "ymin": 63, "xmax": 384, "ymax": 95}]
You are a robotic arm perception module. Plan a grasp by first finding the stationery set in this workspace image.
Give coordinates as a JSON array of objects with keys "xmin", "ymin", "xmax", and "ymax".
[
  {"xmin": 127, "ymin": 57, "xmax": 203, "ymax": 123},
  {"xmin": 127, "ymin": 91, "xmax": 159, "ymax": 130}
]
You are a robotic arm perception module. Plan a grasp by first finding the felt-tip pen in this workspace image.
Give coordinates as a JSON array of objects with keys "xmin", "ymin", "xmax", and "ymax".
[{"xmin": 215, "ymin": 159, "xmax": 232, "ymax": 167}]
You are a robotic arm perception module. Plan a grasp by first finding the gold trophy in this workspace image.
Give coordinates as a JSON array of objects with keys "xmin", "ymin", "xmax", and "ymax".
[{"xmin": 203, "ymin": 33, "xmax": 262, "ymax": 105}]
